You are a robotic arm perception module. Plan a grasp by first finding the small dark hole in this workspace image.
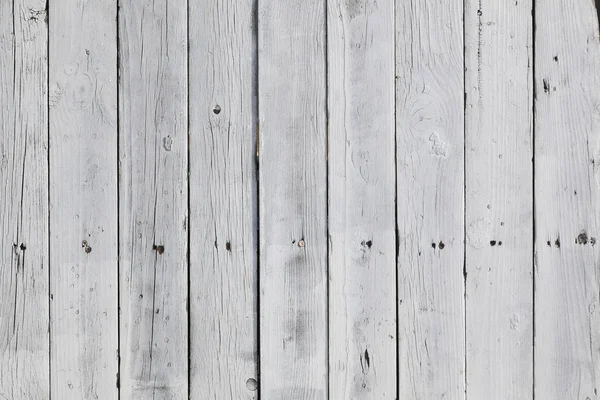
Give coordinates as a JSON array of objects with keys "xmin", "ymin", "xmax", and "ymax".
[
  {"xmin": 498, "ymin": 241, "xmax": 502, "ymax": 246},
  {"xmin": 213, "ymin": 105, "xmax": 221, "ymax": 114},
  {"xmin": 226, "ymin": 242, "xmax": 231, "ymax": 251},
  {"xmin": 19, "ymin": 243, "xmax": 26, "ymax": 250},
  {"xmin": 139, "ymin": 294, "xmax": 143, "ymax": 299},
  {"xmin": 438, "ymin": 241, "xmax": 445, "ymax": 249},
  {"xmin": 546, "ymin": 241, "xmax": 551, "ymax": 246},
  {"xmin": 490, "ymin": 240, "xmax": 497, "ymax": 246},
  {"xmin": 432, "ymin": 243, "xmax": 436, "ymax": 249},
  {"xmin": 554, "ymin": 239, "xmax": 560, "ymax": 248},
  {"xmin": 365, "ymin": 240, "xmax": 372, "ymax": 249}
]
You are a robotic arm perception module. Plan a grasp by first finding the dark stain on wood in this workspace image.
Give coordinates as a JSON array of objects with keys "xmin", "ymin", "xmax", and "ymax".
[{"xmin": 595, "ymin": 0, "xmax": 600, "ymax": 32}]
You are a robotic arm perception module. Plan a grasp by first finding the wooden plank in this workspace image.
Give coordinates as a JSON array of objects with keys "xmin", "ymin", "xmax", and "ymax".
[
  {"xmin": 327, "ymin": 0, "xmax": 396, "ymax": 398},
  {"xmin": 535, "ymin": 1, "xmax": 600, "ymax": 398},
  {"xmin": 395, "ymin": 1, "xmax": 465, "ymax": 398},
  {"xmin": 258, "ymin": 0, "xmax": 328, "ymax": 397},
  {"xmin": 118, "ymin": 0, "xmax": 188, "ymax": 398},
  {"xmin": 49, "ymin": 1, "xmax": 118, "ymax": 398},
  {"xmin": 188, "ymin": 0, "xmax": 258, "ymax": 398},
  {"xmin": 0, "ymin": 0, "xmax": 49, "ymax": 398},
  {"xmin": 464, "ymin": 1, "xmax": 534, "ymax": 398}
]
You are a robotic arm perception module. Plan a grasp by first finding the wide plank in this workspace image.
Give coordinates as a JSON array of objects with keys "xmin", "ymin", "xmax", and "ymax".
[
  {"xmin": 0, "ymin": 0, "xmax": 49, "ymax": 398},
  {"xmin": 188, "ymin": 0, "xmax": 259, "ymax": 398},
  {"xmin": 464, "ymin": 1, "xmax": 534, "ymax": 398},
  {"xmin": 49, "ymin": 0, "xmax": 118, "ymax": 398},
  {"xmin": 258, "ymin": 0, "xmax": 328, "ymax": 397},
  {"xmin": 534, "ymin": 1, "xmax": 600, "ymax": 398},
  {"xmin": 327, "ymin": 0, "xmax": 396, "ymax": 398},
  {"xmin": 395, "ymin": 0, "xmax": 465, "ymax": 398},
  {"xmin": 118, "ymin": 0, "xmax": 188, "ymax": 398}
]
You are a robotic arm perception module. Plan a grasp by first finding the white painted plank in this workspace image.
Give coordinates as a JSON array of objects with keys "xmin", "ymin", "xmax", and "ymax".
[
  {"xmin": 0, "ymin": 0, "xmax": 49, "ymax": 398},
  {"xmin": 535, "ymin": 2, "xmax": 600, "ymax": 398},
  {"xmin": 188, "ymin": 0, "xmax": 258, "ymax": 398},
  {"xmin": 327, "ymin": 0, "xmax": 396, "ymax": 398},
  {"xmin": 118, "ymin": 0, "xmax": 188, "ymax": 398},
  {"xmin": 258, "ymin": 0, "xmax": 328, "ymax": 397},
  {"xmin": 464, "ymin": 1, "xmax": 534, "ymax": 398},
  {"xmin": 395, "ymin": 1, "xmax": 465, "ymax": 398},
  {"xmin": 49, "ymin": 1, "xmax": 118, "ymax": 398}
]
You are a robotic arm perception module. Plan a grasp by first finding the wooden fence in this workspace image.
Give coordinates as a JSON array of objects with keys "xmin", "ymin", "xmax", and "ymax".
[{"xmin": 1, "ymin": 0, "xmax": 599, "ymax": 398}]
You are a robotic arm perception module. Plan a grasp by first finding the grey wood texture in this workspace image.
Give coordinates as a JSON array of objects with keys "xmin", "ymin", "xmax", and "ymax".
[
  {"xmin": 0, "ymin": 0, "xmax": 49, "ymax": 398},
  {"xmin": 118, "ymin": 0, "xmax": 188, "ymax": 398},
  {"xmin": 327, "ymin": 0, "xmax": 396, "ymax": 398},
  {"xmin": 49, "ymin": 0, "xmax": 118, "ymax": 399},
  {"xmin": 2, "ymin": 0, "xmax": 600, "ymax": 398},
  {"xmin": 188, "ymin": 0, "xmax": 259, "ymax": 398},
  {"xmin": 465, "ymin": 1, "xmax": 534, "ymax": 398},
  {"xmin": 258, "ymin": 0, "xmax": 328, "ymax": 398},
  {"xmin": 535, "ymin": 0, "xmax": 600, "ymax": 398},
  {"xmin": 396, "ymin": 1, "xmax": 466, "ymax": 398}
]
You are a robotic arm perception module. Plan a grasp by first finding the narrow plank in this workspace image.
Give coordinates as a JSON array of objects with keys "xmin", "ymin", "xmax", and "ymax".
[
  {"xmin": 0, "ymin": 0, "xmax": 49, "ymax": 398},
  {"xmin": 535, "ymin": 1, "xmax": 600, "ymax": 398},
  {"xmin": 188, "ymin": 0, "xmax": 258, "ymax": 398},
  {"xmin": 327, "ymin": 0, "xmax": 396, "ymax": 398},
  {"xmin": 118, "ymin": 0, "xmax": 188, "ymax": 398},
  {"xmin": 258, "ymin": 0, "xmax": 328, "ymax": 397},
  {"xmin": 49, "ymin": 1, "xmax": 118, "ymax": 398},
  {"xmin": 464, "ymin": 1, "xmax": 534, "ymax": 398},
  {"xmin": 395, "ymin": 0, "xmax": 465, "ymax": 398}
]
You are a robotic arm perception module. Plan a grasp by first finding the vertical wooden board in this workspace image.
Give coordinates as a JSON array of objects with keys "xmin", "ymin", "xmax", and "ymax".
[
  {"xmin": 0, "ymin": 0, "xmax": 49, "ymax": 398},
  {"xmin": 535, "ymin": 1, "xmax": 600, "ymax": 398},
  {"xmin": 258, "ymin": 0, "xmax": 328, "ymax": 398},
  {"xmin": 395, "ymin": 1, "xmax": 465, "ymax": 398},
  {"xmin": 118, "ymin": 0, "xmax": 188, "ymax": 398},
  {"xmin": 464, "ymin": 1, "xmax": 533, "ymax": 398},
  {"xmin": 49, "ymin": 0, "xmax": 118, "ymax": 398},
  {"xmin": 188, "ymin": 0, "xmax": 258, "ymax": 398},
  {"xmin": 327, "ymin": 0, "xmax": 396, "ymax": 398}
]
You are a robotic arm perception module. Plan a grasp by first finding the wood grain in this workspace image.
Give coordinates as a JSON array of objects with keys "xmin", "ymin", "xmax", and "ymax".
[
  {"xmin": 395, "ymin": 0, "xmax": 465, "ymax": 398},
  {"xmin": 49, "ymin": 0, "xmax": 118, "ymax": 398},
  {"xmin": 464, "ymin": 1, "xmax": 534, "ymax": 398},
  {"xmin": 188, "ymin": 0, "xmax": 259, "ymax": 398},
  {"xmin": 118, "ymin": 0, "xmax": 188, "ymax": 398},
  {"xmin": 0, "ymin": 0, "xmax": 49, "ymax": 398},
  {"xmin": 535, "ymin": 0, "xmax": 600, "ymax": 398},
  {"xmin": 258, "ymin": 0, "xmax": 328, "ymax": 398},
  {"xmin": 327, "ymin": 0, "xmax": 396, "ymax": 398}
]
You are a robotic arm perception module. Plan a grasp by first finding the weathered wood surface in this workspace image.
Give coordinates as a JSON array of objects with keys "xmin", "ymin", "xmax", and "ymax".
[
  {"xmin": 327, "ymin": 0, "xmax": 396, "ymax": 398},
  {"xmin": 0, "ymin": 0, "xmax": 49, "ymax": 398},
  {"xmin": 535, "ymin": 1, "xmax": 600, "ymax": 398},
  {"xmin": 118, "ymin": 0, "xmax": 188, "ymax": 398},
  {"xmin": 188, "ymin": 0, "xmax": 259, "ymax": 398},
  {"xmin": 4, "ymin": 1, "xmax": 600, "ymax": 399},
  {"xmin": 49, "ymin": 0, "xmax": 118, "ymax": 398},
  {"xmin": 465, "ymin": 0, "xmax": 534, "ymax": 398},
  {"xmin": 395, "ymin": 1, "xmax": 465, "ymax": 398},
  {"xmin": 258, "ymin": 0, "xmax": 328, "ymax": 398}
]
